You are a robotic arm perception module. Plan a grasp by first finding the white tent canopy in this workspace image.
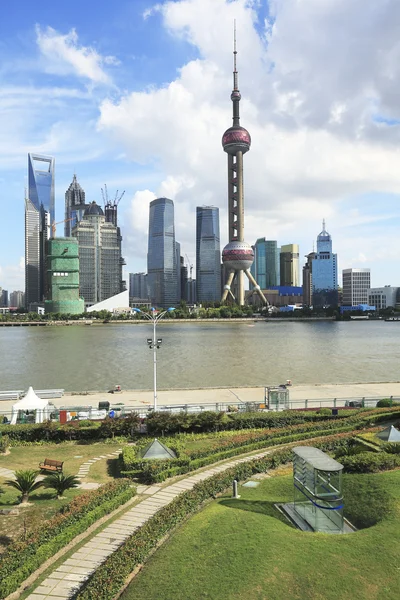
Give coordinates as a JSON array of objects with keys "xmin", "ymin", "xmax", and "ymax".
[{"xmin": 10, "ymin": 387, "xmax": 51, "ymax": 425}]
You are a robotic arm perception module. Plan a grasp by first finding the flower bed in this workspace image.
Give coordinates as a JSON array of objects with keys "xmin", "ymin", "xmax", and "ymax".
[
  {"xmin": 75, "ymin": 432, "xmax": 358, "ymax": 600},
  {"xmin": 0, "ymin": 479, "xmax": 135, "ymax": 598}
]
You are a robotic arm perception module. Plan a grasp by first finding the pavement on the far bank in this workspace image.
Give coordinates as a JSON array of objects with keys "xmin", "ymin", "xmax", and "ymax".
[{"xmin": 1, "ymin": 381, "xmax": 400, "ymax": 414}]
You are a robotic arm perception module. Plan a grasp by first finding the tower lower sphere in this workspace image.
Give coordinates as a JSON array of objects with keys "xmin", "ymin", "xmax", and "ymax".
[{"xmin": 220, "ymin": 30, "xmax": 267, "ymax": 307}]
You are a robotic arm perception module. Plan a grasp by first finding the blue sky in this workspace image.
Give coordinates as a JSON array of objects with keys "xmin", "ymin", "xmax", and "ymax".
[{"xmin": 1, "ymin": 0, "xmax": 400, "ymax": 292}]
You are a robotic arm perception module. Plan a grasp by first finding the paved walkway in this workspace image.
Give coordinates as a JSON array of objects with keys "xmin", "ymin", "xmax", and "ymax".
[
  {"xmin": 2, "ymin": 381, "xmax": 400, "ymax": 415},
  {"xmin": 25, "ymin": 450, "xmax": 272, "ymax": 599}
]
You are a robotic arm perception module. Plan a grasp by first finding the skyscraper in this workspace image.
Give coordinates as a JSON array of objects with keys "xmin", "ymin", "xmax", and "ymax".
[
  {"xmin": 280, "ymin": 244, "xmax": 300, "ymax": 286},
  {"xmin": 220, "ymin": 29, "xmax": 267, "ymax": 306},
  {"xmin": 251, "ymin": 239, "xmax": 280, "ymax": 289},
  {"xmin": 302, "ymin": 251, "xmax": 316, "ymax": 306},
  {"xmin": 311, "ymin": 221, "xmax": 338, "ymax": 307},
  {"xmin": 147, "ymin": 197, "xmax": 178, "ymax": 307},
  {"xmin": 342, "ymin": 268, "xmax": 371, "ymax": 306},
  {"xmin": 45, "ymin": 238, "xmax": 84, "ymax": 314},
  {"xmin": 72, "ymin": 202, "xmax": 123, "ymax": 306},
  {"xmin": 65, "ymin": 174, "xmax": 87, "ymax": 236},
  {"xmin": 129, "ymin": 272, "xmax": 149, "ymax": 301},
  {"xmin": 25, "ymin": 153, "xmax": 55, "ymax": 307},
  {"xmin": 196, "ymin": 206, "xmax": 221, "ymax": 303}
]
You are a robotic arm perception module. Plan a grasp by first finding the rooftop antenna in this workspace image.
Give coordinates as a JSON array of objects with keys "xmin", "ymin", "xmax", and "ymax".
[{"xmin": 233, "ymin": 19, "xmax": 238, "ymax": 91}]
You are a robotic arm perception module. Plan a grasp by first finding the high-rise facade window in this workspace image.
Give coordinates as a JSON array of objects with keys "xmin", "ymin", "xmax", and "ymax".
[
  {"xmin": 129, "ymin": 272, "xmax": 149, "ymax": 300},
  {"xmin": 25, "ymin": 153, "xmax": 55, "ymax": 306},
  {"xmin": 196, "ymin": 206, "xmax": 221, "ymax": 303},
  {"xmin": 65, "ymin": 174, "xmax": 87, "ymax": 236},
  {"xmin": 147, "ymin": 198, "xmax": 178, "ymax": 307},
  {"xmin": 251, "ymin": 238, "xmax": 280, "ymax": 289},
  {"xmin": 280, "ymin": 244, "xmax": 300, "ymax": 287},
  {"xmin": 342, "ymin": 269, "xmax": 371, "ymax": 306},
  {"xmin": 311, "ymin": 222, "xmax": 338, "ymax": 307},
  {"xmin": 72, "ymin": 202, "xmax": 123, "ymax": 306}
]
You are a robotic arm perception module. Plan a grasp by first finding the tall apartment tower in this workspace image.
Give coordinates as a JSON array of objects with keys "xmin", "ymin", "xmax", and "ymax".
[
  {"xmin": 25, "ymin": 153, "xmax": 55, "ymax": 307},
  {"xmin": 311, "ymin": 221, "xmax": 338, "ymax": 307},
  {"xmin": 10, "ymin": 290, "xmax": 25, "ymax": 308},
  {"xmin": 302, "ymin": 252, "xmax": 316, "ymax": 306},
  {"xmin": 251, "ymin": 239, "xmax": 280, "ymax": 289},
  {"xmin": 220, "ymin": 29, "xmax": 267, "ymax": 306},
  {"xmin": 129, "ymin": 272, "xmax": 149, "ymax": 301},
  {"xmin": 64, "ymin": 174, "xmax": 87, "ymax": 236},
  {"xmin": 72, "ymin": 202, "xmax": 123, "ymax": 306},
  {"xmin": 342, "ymin": 268, "xmax": 371, "ymax": 306},
  {"xmin": 196, "ymin": 206, "xmax": 221, "ymax": 303},
  {"xmin": 147, "ymin": 197, "xmax": 178, "ymax": 307},
  {"xmin": 280, "ymin": 244, "xmax": 300, "ymax": 286}
]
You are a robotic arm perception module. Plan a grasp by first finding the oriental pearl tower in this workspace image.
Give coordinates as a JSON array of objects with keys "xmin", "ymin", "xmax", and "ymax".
[{"xmin": 221, "ymin": 28, "xmax": 268, "ymax": 307}]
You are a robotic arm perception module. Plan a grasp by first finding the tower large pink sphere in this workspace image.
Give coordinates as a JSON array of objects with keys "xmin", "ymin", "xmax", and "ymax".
[{"xmin": 222, "ymin": 241, "xmax": 254, "ymax": 271}]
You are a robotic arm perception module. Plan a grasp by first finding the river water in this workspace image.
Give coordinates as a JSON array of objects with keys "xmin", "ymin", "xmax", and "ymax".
[{"xmin": 0, "ymin": 320, "xmax": 399, "ymax": 392}]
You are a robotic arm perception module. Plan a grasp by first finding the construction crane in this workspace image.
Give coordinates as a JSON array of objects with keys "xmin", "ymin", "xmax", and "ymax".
[
  {"xmin": 48, "ymin": 218, "xmax": 73, "ymax": 238},
  {"xmin": 185, "ymin": 254, "xmax": 194, "ymax": 279},
  {"xmin": 101, "ymin": 184, "xmax": 125, "ymax": 208}
]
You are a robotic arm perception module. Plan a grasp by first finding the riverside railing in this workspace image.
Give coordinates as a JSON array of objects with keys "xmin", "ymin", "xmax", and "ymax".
[{"xmin": 1, "ymin": 395, "xmax": 400, "ymax": 423}]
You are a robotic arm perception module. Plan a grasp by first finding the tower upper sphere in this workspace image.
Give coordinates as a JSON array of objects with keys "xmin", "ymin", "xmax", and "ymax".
[{"xmin": 222, "ymin": 125, "xmax": 251, "ymax": 155}]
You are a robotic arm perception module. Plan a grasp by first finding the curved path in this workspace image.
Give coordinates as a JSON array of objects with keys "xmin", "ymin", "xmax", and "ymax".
[{"xmin": 25, "ymin": 450, "xmax": 274, "ymax": 599}]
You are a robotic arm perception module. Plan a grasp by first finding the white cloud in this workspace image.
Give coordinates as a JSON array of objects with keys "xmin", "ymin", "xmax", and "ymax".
[
  {"xmin": 35, "ymin": 25, "xmax": 117, "ymax": 85},
  {"xmin": 97, "ymin": 0, "xmax": 400, "ymax": 284},
  {"xmin": 0, "ymin": 257, "xmax": 25, "ymax": 292}
]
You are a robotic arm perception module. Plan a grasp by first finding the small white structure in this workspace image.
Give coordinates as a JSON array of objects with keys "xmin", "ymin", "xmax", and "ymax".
[
  {"xmin": 86, "ymin": 290, "xmax": 130, "ymax": 313},
  {"xmin": 10, "ymin": 387, "xmax": 52, "ymax": 425}
]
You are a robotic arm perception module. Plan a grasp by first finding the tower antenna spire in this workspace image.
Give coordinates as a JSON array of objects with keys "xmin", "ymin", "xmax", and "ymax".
[{"xmin": 233, "ymin": 19, "xmax": 238, "ymax": 90}]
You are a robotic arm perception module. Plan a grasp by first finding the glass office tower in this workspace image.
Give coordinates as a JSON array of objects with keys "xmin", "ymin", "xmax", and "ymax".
[
  {"xmin": 25, "ymin": 153, "xmax": 55, "ymax": 306},
  {"xmin": 196, "ymin": 206, "xmax": 221, "ymax": 303},
  {"xmin": 251, "ymin": 238, "xmax": 280, "ymax": 289},
  {"xmin": 312, "ymin": 221, "xmax": 338, "ymax": 307},
  {"xmin": 147, "ymin": 198, "xmax": 178, "ymax": 307}
]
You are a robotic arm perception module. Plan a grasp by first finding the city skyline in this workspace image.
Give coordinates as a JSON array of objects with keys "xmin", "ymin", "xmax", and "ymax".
[{"xmin": 1, "ymin": 1, "xmax": 400, "ymax": 290}]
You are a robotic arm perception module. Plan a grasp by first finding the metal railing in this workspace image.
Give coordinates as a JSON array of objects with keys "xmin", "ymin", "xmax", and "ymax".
[{"xmin": 1, "ymin": 395, "xmax": 400, "ymax": 423}]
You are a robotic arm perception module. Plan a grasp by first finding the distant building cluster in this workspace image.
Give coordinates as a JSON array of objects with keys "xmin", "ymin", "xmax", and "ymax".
[{"xmin": 3, "ymin": 48, "xmax": 396, "ymax": 317}]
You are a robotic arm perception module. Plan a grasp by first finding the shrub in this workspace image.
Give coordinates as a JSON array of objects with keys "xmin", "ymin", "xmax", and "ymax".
[
  {"xmin": 75, "ymin": 435, "xmax": 353, "ymax": 600},
  {"xmin": 340, "ymin": 451, "xmax": 400, "ymax": 473},
  {"xmin": 376, "ymin": 398, "xmax": 398, "ymax": 408},
  {"xmin": 0, "ymin": 479, "xmax": 134, "ymax": 598},
  {"xmin": 343, "ymin": 474, "xmax": 393, "ymax": 528},
  {"xmin": 0, "ymin": 433, "xmax": 9, "ymax": 453}
]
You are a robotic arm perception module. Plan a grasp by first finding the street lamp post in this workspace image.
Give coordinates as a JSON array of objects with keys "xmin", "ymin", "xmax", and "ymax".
[{"xmin": 132, "ymin": 307, "xmax": 175, "ymax": 412}]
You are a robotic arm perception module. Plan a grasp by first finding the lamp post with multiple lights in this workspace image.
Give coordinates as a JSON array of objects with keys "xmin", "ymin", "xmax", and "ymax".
[{"xmin": 132, "ymin": 307, "xmax": 175, "ymax": 412}]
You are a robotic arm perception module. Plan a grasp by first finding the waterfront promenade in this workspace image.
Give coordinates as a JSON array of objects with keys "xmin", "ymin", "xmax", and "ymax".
[{"xmin": 1, "ymin": 381, "xmax": 400, "ymax": 415}]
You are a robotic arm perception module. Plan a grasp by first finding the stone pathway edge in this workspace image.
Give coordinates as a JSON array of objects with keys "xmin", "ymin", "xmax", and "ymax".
[{"xmin": 23, "ymin": 447, "xmax": 278, "ymax": 600}]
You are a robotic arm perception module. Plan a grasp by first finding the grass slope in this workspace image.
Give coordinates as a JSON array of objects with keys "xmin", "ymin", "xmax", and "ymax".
[{"xmin": 122, "ymin": 471, "xmax": 400, "ymax": 600}]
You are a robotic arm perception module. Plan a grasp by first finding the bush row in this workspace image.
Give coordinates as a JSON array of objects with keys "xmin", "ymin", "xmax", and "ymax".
[
  {"xmin": 0, "ymin": 479, "xmax": 135, "ymax": 598},
  {"xmin": 341, "ymin": 451, "xmax": 400, "ymax": 473},
  {"xmin": 121, "ymin": 424, "xmax": 366, "ymax": 483},
  {"xmin": 145, "ymin": 408, "xmax": 359, "ymax": 435},
  {"xmin": 0, "ymin": 414, "xmax": 140, "ymax": 443},
  {"xmin": 75, "ymin": 433, "xmax": 356, "ymax": 600}
]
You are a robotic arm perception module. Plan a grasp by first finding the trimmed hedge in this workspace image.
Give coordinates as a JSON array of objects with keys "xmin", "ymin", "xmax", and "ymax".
[
  {"xmin": 341, "ymin": 451, "xmax": 400, "ymax": 473},
  {"xmin": 0, "ymin": 479, "xmax": 135, "ymax": 598},
  {"xmin": 120, "ymin": 419, "xmax": 386, "ymax": 483},
  {"xmin": 0, "ymin": 413, "xmax": 140, "ymax": 444},
  {"xmin": 74, "ymin": 433, "xmax": 357, "ymax": 600}
]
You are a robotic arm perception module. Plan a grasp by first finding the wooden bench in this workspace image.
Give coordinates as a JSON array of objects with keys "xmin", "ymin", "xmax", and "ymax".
[{"xmin": 39, "ymin": 458, "xmax": 63, "ymax": 473}]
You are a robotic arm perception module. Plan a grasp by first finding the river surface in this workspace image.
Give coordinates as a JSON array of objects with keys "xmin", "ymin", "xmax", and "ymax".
[{"xmin": 0, "ymin": 320, "xmax": 399, "ymax": 392}]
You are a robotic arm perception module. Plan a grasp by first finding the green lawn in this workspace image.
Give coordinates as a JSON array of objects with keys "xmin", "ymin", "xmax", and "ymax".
[
  {"xmin": 122, "ymin": 471, "xmax": 400, "ymax": 600},
  {"xmin": 0, "ymin": 442, "xmax": 122, "ymax": 550}
]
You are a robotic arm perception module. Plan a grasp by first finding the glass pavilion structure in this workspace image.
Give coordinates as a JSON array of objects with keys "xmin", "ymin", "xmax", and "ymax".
[
  {"xmin": 196, "ymin": 206, "xmax": 221, "ymax": 303},
  {"xmin": 292, "ymin": 446, "xmax": 344, "ymax": 533}
]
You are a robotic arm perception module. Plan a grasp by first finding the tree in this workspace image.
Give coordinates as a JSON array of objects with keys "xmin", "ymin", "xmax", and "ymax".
[
  {"xmin": 6, "ymin": 470, "xmax": 44, "ymax": 504},
  {"xmin": 43, "ymin": 472, "xmax": 80, "ymax": 499}
]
